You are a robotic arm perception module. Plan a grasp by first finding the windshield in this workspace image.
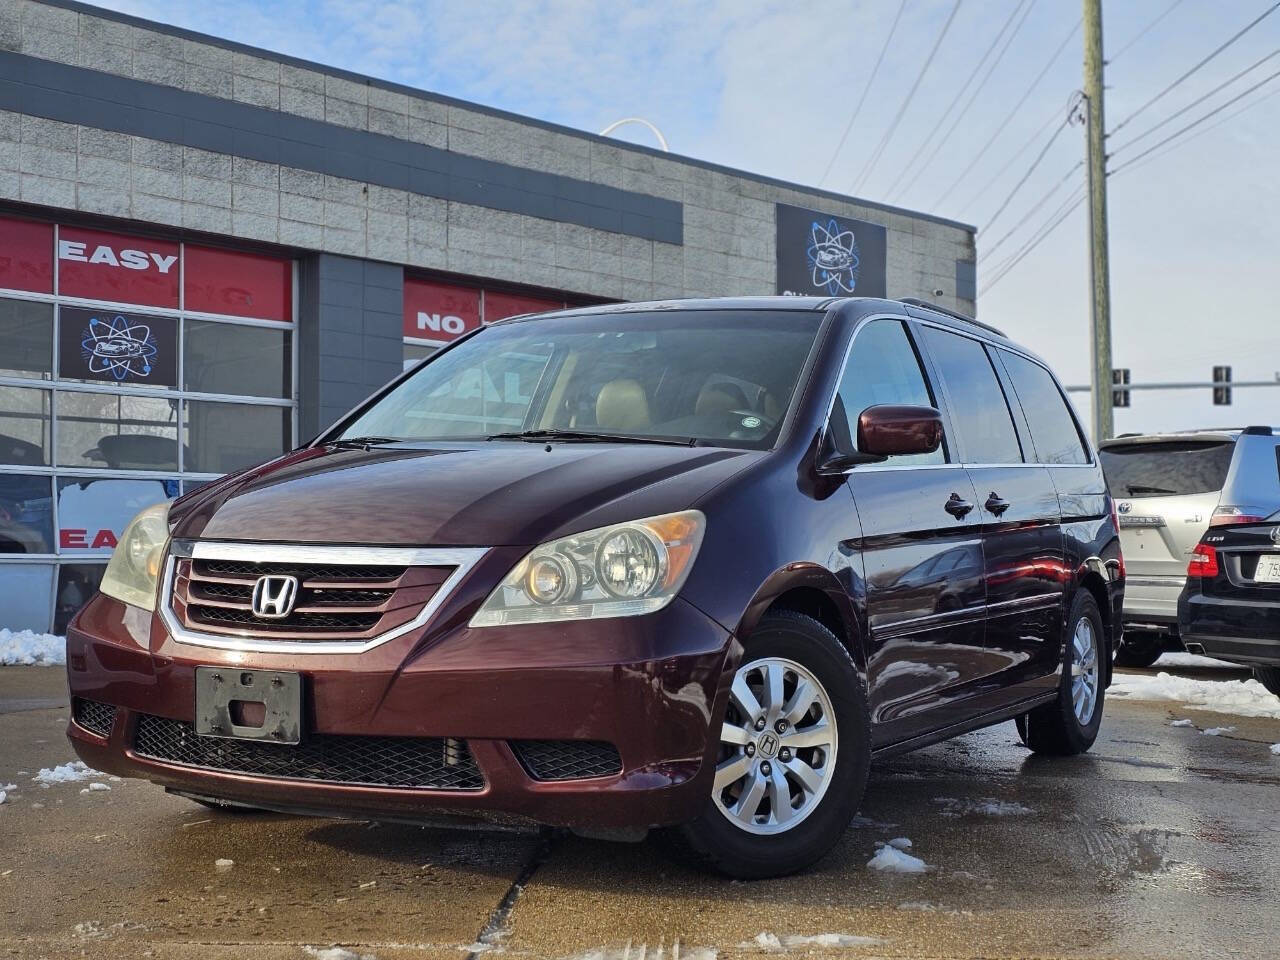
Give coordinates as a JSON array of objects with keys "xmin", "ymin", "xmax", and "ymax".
[
  {"xmin": 337, "ymin": 310, "xmax": 824, "ymax": 449},
  {"xmin": 1099, "ymin": 440, "xmax": 1235, "ymax": 499}
]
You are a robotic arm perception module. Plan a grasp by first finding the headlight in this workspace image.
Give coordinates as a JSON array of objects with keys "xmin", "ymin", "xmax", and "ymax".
[
  {"xmin": 470, "ymin": 510, "xmax": 705, "ymax": 627},
  {"xmin": 99, "ymin": 502, "xmax": 171, "ymax": 611}
]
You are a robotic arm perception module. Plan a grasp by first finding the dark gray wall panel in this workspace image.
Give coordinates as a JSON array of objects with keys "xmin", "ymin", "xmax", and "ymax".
[{"xmin": 0, "ymin": 51, "xmax": 683, "ymax": 245}]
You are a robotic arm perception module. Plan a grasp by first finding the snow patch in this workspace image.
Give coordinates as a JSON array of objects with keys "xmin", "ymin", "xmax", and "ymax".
[
  {"xmin": 1271, "ymin": 743, "xmax": 1280, "ymax": 756},
  {"xmin": 933, "ymin": 797, "xmax": 1032, "ymax": 817},
  {"xmin": 33, "ymin": 761, "xmax": 104, "ymax": 786},
  {"xmin": 1202, "ymin": 726, "xmax": 1236, "ymax": 737},
  {"xmin": 744, "ymin": 932, "xmax": 880, "ymax": 951},
  {"xmin": 897, "ymin": 901, "xmax": 938, "ymax": 911},
  {"xmin": 1157, "ymin": 652, "xmax": 1242, "ymax": 669},
  {"xmin": 1108, "ymin": 671, "xmax": 1280, "ymax": 719},
  {"xmin": 567, "ymin": 945, "xmax": 716, "ymax": 960},
  {"xmin": 0, "ymin": 791, "xmax": 6, "ymax": 805},
  {"xmin": 303, "ymin": 948, "xmax": 376, "ymax": 960},
  {"xmin": 868, "ymin": 844, "xmax": 930, "ymax": 873},
  {"xmin": 80, "ymin": 782, "xmax": 110, "ymax": 793},
  {"xmin": 214, "ymin": 858, "xmax": 234, "ymax": 872},
  {"xmin": 0, "ymin": 629, "xmax": 65, "ymax": 666},
  {"xmin": 1170, "ymin": 719, "xmax": 1194, "ymax": 727},
  {"xmin": 886, "ymin": 837, "xmax": 912, "ymax": 850}
]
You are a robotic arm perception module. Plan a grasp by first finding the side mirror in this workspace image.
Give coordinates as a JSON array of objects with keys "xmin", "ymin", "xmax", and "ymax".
[{"xmin": 858, "ymin": 404, "xmax": 944, "ymax": 457}]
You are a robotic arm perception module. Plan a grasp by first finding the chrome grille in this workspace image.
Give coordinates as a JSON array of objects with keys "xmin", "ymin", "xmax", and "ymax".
[{"xmin": 133, "ymin": 714, "xmax": 484, "ymax": 790}]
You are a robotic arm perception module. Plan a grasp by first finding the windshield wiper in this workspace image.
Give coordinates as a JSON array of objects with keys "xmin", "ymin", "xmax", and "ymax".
[
  {"xmin": 327, "ymin": 435, "xmax": 404, "ymax": 450},
  {"xmin": 486, "ymin": 429, "xmax": 696, "ymax": 447},
  {"xmin": 1127, "ymin": 484, "xmax": 1176, "ymax": 495}
]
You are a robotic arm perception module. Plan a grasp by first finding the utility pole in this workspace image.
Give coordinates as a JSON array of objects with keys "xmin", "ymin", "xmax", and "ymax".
[{"xmin": 1083, "ymin": 0, "xmax": 1113, "ymax": 442}]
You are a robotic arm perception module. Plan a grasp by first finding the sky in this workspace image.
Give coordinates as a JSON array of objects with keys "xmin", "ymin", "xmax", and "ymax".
[{"xmin": 91, "ymin": 0, "xmax": 1280, "ymax": 440}]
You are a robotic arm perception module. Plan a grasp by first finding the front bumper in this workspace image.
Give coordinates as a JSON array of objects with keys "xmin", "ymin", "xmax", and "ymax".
[{"xmin": 65, "ymin": 584, "xmax": 734, "ymax": 830}]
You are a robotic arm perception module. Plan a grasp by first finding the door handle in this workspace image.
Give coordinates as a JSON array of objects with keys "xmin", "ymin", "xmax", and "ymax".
[
  {"xmin": 985, "ymin": 492, "xmax": 1010, "ymax": 516},
  {"xmin": 944, "ymin": 493, "xmax": 974, "ymax": 519}
]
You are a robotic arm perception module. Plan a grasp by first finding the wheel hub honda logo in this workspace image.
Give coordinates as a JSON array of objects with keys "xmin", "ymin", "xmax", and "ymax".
[
  {"xmin": 251, "ymin": 575, "xmax": 299, "ymax": 619},
  {"xmin": 757, "ymin": 732, "xmax": 779, "ymax": 758}
]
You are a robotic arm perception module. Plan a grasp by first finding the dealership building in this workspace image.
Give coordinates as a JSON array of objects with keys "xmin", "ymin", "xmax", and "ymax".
[{"xmin": 0, "ymin": 0, "xmax": 977, "ymax": 632}]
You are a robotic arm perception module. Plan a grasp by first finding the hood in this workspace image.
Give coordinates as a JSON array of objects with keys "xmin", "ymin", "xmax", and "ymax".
[{"xmin": 169, "ymin": 441, "xmax": 761, "ymax": 547}]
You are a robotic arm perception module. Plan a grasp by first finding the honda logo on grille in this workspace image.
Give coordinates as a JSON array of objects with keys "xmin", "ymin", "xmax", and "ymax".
[{"xmin": 251, "ymin": 575, "xmax": 299, "ymax": 619}]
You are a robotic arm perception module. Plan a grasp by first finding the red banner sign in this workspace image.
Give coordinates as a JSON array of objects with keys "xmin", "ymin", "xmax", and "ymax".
[
  {"xmin": 403, "ymin": 278, "xmax": 482, "ymax": 342},
  {"xmin": 484, "ymin": 291, "xmax": 566, "ymax": 322},
  {"xmin": 184, "ymin": 245, "xmax": 292, "ymax": 322},
  {"xmin": 0, "ymin": 216, "xmax": 54, "ymax": 293},
  {"xmin": 58, "ymin": 226, "xmax": 181, "ymax": 308}
]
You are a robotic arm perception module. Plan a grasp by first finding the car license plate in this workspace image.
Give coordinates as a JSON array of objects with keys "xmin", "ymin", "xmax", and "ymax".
[
  {"xmin": 194, "ymin": 667, "xmax": 302, "ymax": 744},
  {"xmin": 1255, "ymin": 556, "xmax": 1280, "ymax": 584}
]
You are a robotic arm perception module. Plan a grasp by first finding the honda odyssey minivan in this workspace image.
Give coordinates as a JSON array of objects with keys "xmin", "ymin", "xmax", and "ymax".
[{"xmin": 65, "ymin": 296, "xmax": 1123, "ymax": 878}]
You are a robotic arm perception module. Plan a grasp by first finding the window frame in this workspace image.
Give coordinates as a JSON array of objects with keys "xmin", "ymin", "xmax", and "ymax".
[{"xmin": 992, "ymin": 346, "xmax": 1093, "ymax": 466}]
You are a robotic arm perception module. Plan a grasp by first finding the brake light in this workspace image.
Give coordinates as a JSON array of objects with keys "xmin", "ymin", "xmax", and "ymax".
[
  {"xmin": 1187, "ymin": 543, "xmax": 1219, "ymax": 578},
  {"xmin": 1210, "ymin": 506, "xmax": 1268, "ymax": 527}
]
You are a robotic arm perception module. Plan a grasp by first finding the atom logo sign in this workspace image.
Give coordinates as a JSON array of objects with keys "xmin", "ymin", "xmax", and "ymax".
[
  {"xmin": 59, "ymin": 306, "xmax": 177, "ymax": 387},
  {"xmin": 81, "ymin": 314, "xmax": 158, "ymax": 381},
  {"xmin": 776, "ymin": 203, "xmax": 887, "ymax": 298},
  {"xmin": 807, "ymin": 219, "xmax": 861, "ymax": 294}
]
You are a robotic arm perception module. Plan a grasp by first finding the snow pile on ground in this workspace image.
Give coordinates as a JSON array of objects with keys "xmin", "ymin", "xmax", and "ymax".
[
  {"xmin": 868, "ymin": 842, "xmax": 930, "ymax": 873},
  {"xmin": 0, "ymin": 629, "xmax": 65, "ymax": 666},
  {"xmin": 1170, "ymin": 719, "xmax": 1194, "ymax": 727},
  {"xmin": 1202, "ymin": 726, "xmax": 1236, "ymax": 737},
  {"xmin": 1270, "ymin": 743, "xmax": 1280, "ymax": 756},
  {"xmin": 32, "ymin": 761, "xmax": 104, "ymax": 786},
  {"xmin": 303, "ymin": 948, "xmax": 376, "ymax": 960},
  {"xmin": 933, "ymin": 797, "xmax": 1033, "ymax": 817},
  {"xmin": 743, "ymin": 932, "xmax": 881, "ymax": 951},
  {"xmin": 568, "ymin": 947, "xmax": 716, "ymax": 960},
  {"xmin": 1158, "ymin": 652, "xmax": 1242, "ymax": 669},
  {"xmin": 1109, "ymin": 671, "xmax": 1280, "ymax": 719},
  {"xmin": 0, "ymin": 790, "xmax": 6, "ymax": 805}
]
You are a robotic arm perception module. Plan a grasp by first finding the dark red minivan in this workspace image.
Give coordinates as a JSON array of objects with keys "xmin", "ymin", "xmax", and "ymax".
[{"xmin": 66, "ymin": 296, "xmax": 1123, "ymax": 877}]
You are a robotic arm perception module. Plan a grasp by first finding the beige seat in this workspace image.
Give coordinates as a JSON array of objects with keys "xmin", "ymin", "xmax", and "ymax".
[
  {"xmin": 596, "ymin": 379, "xmax": 652, "ymax": 431},
  {"xmin": 695, "ymin": 381, "xmax": 748, "ymax": 417}
]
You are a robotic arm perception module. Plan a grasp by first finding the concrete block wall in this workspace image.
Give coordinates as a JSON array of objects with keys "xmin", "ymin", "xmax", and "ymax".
[{"xmin": 0, "ymin": 0, "xmax": 976, "ymax": 314}]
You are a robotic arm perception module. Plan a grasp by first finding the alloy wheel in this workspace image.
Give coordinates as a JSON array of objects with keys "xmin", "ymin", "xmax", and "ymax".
[
  {"xmin": 1070, "ymin": 616, "xmax": 1100, "ymax": 725},
  {"xmin": 712, "ymin": 657, "xmax": 837, "ymax": 835}
]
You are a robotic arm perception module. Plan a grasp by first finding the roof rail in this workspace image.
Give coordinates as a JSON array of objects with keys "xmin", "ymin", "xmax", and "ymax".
[{"xmin": 900, "ymin": 297, "xmax": 1006, "ymax": 338}]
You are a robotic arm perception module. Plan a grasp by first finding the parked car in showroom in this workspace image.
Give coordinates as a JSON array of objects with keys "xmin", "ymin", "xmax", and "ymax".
[
  {"xmin": 1098, "ymin": 429, "xmax": 1270, "ymax": 667},
  {"xmin": 65, "ymin": 296, "xmax": 1123, "ymax": 878},
  {"xmin": 1176, "ymin": 427, "xmax": 1280, "ymax": 698}
]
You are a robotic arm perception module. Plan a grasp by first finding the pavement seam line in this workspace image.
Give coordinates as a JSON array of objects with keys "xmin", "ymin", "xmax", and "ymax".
[{"xmin": 465, "ymin": 827, "xmax": 559, "ymax": 959}]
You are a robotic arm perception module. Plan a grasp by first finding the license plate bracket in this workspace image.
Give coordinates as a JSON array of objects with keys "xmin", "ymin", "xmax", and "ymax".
[
  {"xmin": 194, "ymin": 667, "xmax": 302, "ymax": 744},
  {"xmin": 1255, "ymin": 555, "xmax": 1280, "ymax": 584}
]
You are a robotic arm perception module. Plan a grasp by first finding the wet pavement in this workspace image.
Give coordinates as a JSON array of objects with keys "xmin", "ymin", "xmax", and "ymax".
[{"xmin": 1, "ymin": 663, "xmax": 1277, "ymax": 959}]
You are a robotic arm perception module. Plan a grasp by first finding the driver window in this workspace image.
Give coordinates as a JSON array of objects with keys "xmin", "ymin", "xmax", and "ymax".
[{"xmin": 833, "ymin": 319, "xmax": 946, "ymax": 464}]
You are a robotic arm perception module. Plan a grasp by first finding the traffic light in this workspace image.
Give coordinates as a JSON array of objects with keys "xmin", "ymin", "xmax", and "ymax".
[
  {"xmin": 1112, "ymin": 368, "xmax": 1130, "ymax": 408},
  {"xmin": 1213, "ymin": 365, "xmax": 1232, "ymax": 405}
]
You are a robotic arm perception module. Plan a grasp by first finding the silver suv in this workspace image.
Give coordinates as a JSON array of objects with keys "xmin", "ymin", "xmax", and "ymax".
[{"xmin": 1098, "ymin": 427, "xmax": 1280, "ymax": 666}]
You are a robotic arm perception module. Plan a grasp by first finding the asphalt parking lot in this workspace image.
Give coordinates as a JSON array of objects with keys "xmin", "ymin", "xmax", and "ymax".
[{"xmin": 2, "ymin": 662, "xmax": 1277, "ymax": 960}]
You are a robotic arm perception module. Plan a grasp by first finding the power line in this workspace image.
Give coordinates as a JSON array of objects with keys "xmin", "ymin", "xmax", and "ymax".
[
  {"xmin": 1109, "ymin": 0, "xmax": 1280, "ymax": 136},
  {"xmin": 981, "ymin": 188, "xmax": 1086, "ymax": 294},
  {"xmin": 1109, "ymin": 64, "xmax": 1280, "ymax": 175},
  {"xmin": 889, "ymin": 0, "xmax": 1037, "ymax": 205},
  {"xmin": 849, "ymin": 0, "xmax": 964, "ymax": 196},
  {"xmin": 881, "ymin": 0, "xmax": 1027, "ymax": 201},
  {"xmin": 930, "ymin": 17, "xmax": 1081, "ymax": 209},
  {"xmin": 980, "ymin": 160, "xmax": 1082, "ymax": 259},
  {"xmin": 1107, "ymin": 0, "xmax": 1184, "ymax": 63},
  {"xmin": 1109, "ymin": 49, "xmax": 1280, "ymax": 158},
  {"xmin": 956, "ymin": 98, "xmax": 1066, "ymax": 217},
  {"xmin": 980, "ymin": 114, "xmax": 1074, "ymax": 233},
  {"xmin": 817, "ymin": 0, "xmax": 908, "ymax": 187}
]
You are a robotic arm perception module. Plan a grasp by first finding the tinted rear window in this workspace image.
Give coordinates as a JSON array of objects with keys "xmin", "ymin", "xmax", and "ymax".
[{"xmin": 1099, "ymin": 441, "xmax": 1235, "ymax": 498}]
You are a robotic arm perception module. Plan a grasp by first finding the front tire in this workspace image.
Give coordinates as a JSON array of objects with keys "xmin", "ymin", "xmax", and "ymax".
[
  {"xmin": 673, "ymin": 610, "xmax": 869, "ymax": 879},
  {"xmin": 1114, "ymin": 630, "xmax": 1164, "ymax": 668},
  {"xmin": 1017, "ymin": 591, "xmax": 1105, "ymax": 755},
  {"xmin": 1254, "ymin": 665, "xmax": 1280, "ymax": 698}
]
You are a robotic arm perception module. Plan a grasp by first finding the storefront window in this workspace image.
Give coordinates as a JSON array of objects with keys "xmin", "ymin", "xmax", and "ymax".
[
  {"xmin": 0, "ymin": 563, "xmax": 56, "ymax": 632},
  {"xmin": 184, "ymin": 401, "xmax": 290, "ymax": 474},
  {"xmin": 57, "ymin": 475, "xmax": 177, "ymax": 555},
  {"xmin": 0, "ymin": 473, "xmax": 53, "ymax": 554},
  {"xmin": 56, "ymin": 392, "xmax": 179, "ymax": 470},
  {"xmin": 54, "ymin": 563, "xmax": 107, "ymax": 634},
  {"xmin": 0, "ymin": 385, "xmax": 52, "ymax": 465},
  {"xmin": 0, "ymin": 298, "xmax": 53, "ymax": 379},
  {"xmin": 403, "ymin": 342, "xmax": 438, "ymax": 370},
  {"xmin": 57, "ymin": 306, "xmax": 177, "ymax": 389},
  {"xmin": 184, "ymin": 319, "xmax": 291, "ymax": 398}
]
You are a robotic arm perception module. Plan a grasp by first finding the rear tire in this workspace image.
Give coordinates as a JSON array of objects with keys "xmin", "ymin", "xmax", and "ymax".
[
  {"xmin": 672, "ymin": 610, "xmax": 869, "ymax": 879},
  {"xmin": 1017, "ymin": 592, "xmax": 1105, "ymax": 756},
  {"xmin": 1254, "ymin": 665, "xmax": 1280, "ymax": 698},
  {"xmin": 1114, "ymin": 630, "xmax": 1164, "ymax": 668}
]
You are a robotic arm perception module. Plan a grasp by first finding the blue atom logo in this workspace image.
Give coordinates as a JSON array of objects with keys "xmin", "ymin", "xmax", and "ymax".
[
  {"xmin": 80, "ymin": 314, "xmax": 158, "ymax": 381},
  {"xmin": 806, "ymin": 219, "xmax": 861, "ymax": 294}
]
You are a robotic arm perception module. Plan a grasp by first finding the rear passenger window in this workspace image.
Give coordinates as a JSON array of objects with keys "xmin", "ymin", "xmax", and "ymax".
[
  {"xmin": 833, "ymin": 318, "xmax": 945, "ymax": 464},
  {"xmin": 1000, "ymin": 350, "xmax": 1089, "ymax": 464},
  {"xmin": 921, "ymin": 327, "xmax": 1022, "ymax": 464}
]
